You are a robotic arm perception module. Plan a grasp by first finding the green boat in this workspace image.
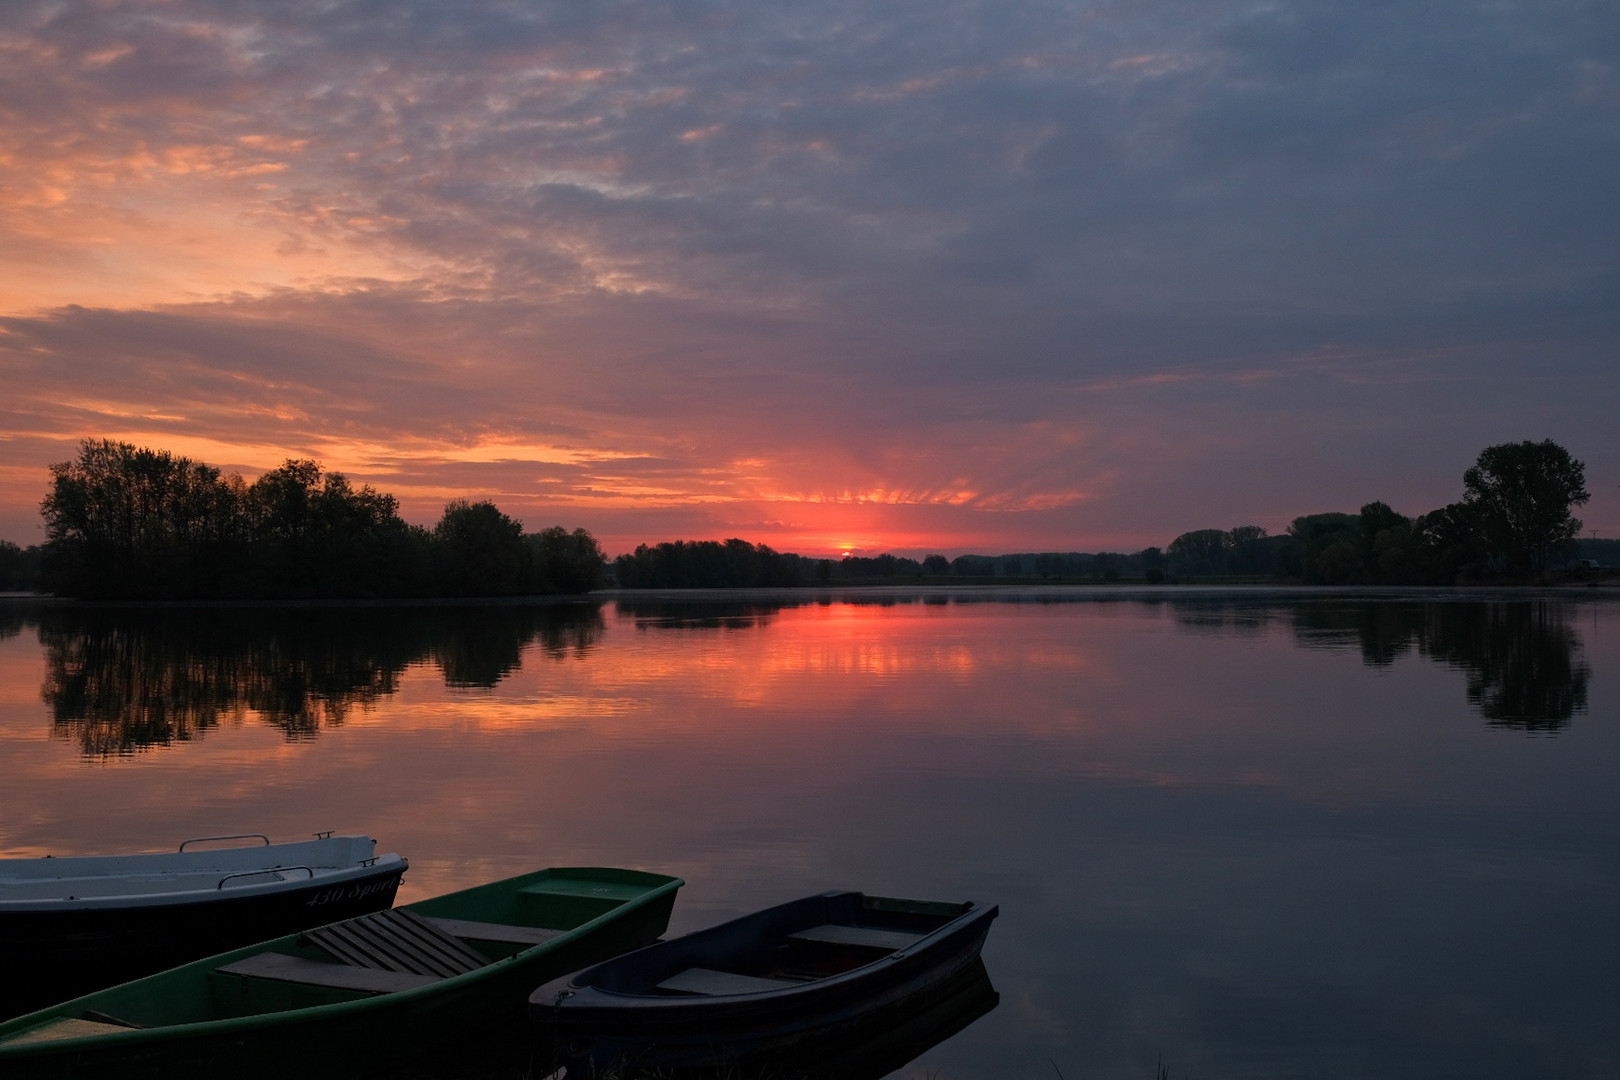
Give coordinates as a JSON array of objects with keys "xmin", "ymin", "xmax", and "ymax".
[{"xmin": 0, "ymin": 866, "xmax": 682, "ymax": 1079}]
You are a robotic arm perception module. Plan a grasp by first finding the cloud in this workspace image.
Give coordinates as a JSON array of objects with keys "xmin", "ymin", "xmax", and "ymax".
[{"xmin": 1, "ymin": 0, "xmax": 1617, "ymax": 550}]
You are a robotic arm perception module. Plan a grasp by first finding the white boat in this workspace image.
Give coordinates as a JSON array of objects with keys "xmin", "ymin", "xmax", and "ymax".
[{"xmin": 0, "ymin": 833, "xmax": 406, "ymax": 1016}]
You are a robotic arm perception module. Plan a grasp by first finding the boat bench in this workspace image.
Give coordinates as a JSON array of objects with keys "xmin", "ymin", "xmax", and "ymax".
[
  {"xmin": 215, "ymin": 952, "xmax": 441, "ymax": 994},
  {"xmin": 787, "ymin": 924, "xmax": 926, "ymax": 952},
  {"xmin": 1, "ymin": 1017, "xmax": 132, "ymax": 1047},
  {"xmin": 211, "ymin": 908, "xmax": 559, "ymax": 994},
  {"xmin": 301, "ymin": 907, "xmax": 490, "ymax": 978},
  {"xmin": 656, "ymin": 967, "xmax": 800, "ymax": 996},
  {"xmin": 419, "ymin": 916, "xmax": 564, "ymax": 947}
]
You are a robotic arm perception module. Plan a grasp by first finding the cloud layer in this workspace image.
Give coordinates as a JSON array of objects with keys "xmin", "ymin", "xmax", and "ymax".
[{"xmin": 2, "ymin": 0, "xmax": 1617, "ymax": 552}]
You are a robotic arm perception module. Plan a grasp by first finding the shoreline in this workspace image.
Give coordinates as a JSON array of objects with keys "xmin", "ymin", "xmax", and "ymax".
[{"xmin": 4, "ymin": 580, "xmax": 1618, "ymax": 609}]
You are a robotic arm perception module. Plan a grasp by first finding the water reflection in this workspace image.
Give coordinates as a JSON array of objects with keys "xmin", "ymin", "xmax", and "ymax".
[
  {"xmin": 15, "ymin": 593, "xmax": 1602, "ymax": 758},
  {"xmin": 1156, "ymin": 596, "xmax": 1593, "ymax": 731},
  {"xmin": 3, "ymin": 592, "xmax": 1616, "ymax": 1078},
  {"xmin": 1285, "ymin": 601, "xmax": 1591, "ymax": 731},
  {"xmin": 1421, "ymin": 605, "xmax": 1590, "ymax": 731},
  {"xmin": 32, "ymin": 603, "xmax": 604, "ymax": 757},
  {"xmin": 617, "ymin": 599, "xmax": 789, "ymax": 631},
  {"xmin": 778, "ymin": 960, "xmax": 999, "ymax": 1080},
  {"xmin": 395, "ymin": 960, "xmax": 998, "ymax": 1080}
]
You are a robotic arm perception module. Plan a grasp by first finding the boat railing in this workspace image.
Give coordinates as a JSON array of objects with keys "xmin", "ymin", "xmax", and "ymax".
[
  {"xmin": 218, "ymin": 866, "xmax": 314, "ymax": 889},
  {"xmin": 180, "ymin": 834, "xmax": 272, "ymax": 852}
]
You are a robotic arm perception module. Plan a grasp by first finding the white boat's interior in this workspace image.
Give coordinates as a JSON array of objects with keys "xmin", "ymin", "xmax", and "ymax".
[{"xmin": 0, "ymin": 835, "xmax": 403, "ymax": 906}]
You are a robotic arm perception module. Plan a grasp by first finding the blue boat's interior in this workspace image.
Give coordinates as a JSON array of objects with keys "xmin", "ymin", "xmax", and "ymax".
[{"xmin": 587, "ymin": 892, "xmax": 969, "ymax": 995}]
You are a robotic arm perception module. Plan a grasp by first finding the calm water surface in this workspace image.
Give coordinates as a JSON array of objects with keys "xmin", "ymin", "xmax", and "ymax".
[{"xmin": 2, "ymin": 589, "xmax": 1618, "ymax": 1078}]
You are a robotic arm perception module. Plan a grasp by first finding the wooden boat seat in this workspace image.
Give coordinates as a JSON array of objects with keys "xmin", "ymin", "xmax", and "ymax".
[
  {"xmin": 301, "ymin": 907, "xmax": 489, "ymax": 977},
  {"xmin": 655, "ymin": 967, "xmax": 800, "ymax": 996},
  {"xmin": 787, "ymin": 924, "xmax": 927, "ymax": 951},
  {"xmin": 420, "ymin": 915, "xmax": 565, "ymax": 946},
  {"xmin": 215, "ymin": 952, "xmax": 441, "ymax": 993},
  {"xmin": 2, "ymin": 1017, "xmax": 131, "ymax": 1047}
]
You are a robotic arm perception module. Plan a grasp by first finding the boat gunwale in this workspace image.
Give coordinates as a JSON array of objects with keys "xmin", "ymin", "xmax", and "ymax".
[
  {"xmin": 0, "ymin": 856, "xmax": 407, "ymax": 912},
  {"xmin": 0, "ymin": 836, "xmax": 403, "ymax": 911},
  {"xmin": 0, "ymin": 835, "xmax": 380, "ymax": 875}
]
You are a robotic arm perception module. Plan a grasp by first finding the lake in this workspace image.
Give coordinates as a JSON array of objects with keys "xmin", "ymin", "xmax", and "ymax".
[{"xmin": 2, "ymin": 588, "xmax": 1618, "ymax": 1078}]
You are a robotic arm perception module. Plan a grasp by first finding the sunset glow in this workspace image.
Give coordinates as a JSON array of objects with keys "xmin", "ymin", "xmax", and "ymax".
[{"xmin": 2, "ymin": 1, "xmax": 1616, "ymax": 555}]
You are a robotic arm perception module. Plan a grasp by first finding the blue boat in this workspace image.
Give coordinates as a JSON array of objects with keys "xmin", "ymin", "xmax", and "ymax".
[{"xmin": 532, "ymin": 890, "xmax": 997, "ymax": 1075}]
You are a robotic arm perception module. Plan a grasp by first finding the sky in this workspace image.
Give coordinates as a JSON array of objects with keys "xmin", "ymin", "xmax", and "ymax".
[{"xmin": 1, "ymin": 0, "xmax": 1616, "ymax": 558}]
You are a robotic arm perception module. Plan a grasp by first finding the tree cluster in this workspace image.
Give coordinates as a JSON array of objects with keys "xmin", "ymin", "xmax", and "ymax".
[
  {"xmin": 0, "ymin": 540, "xmax": 43, "ymax": 591},
  {"xmin": 38, "ymin": 440, "xmax": 606, "ymax": 600},
  {"xmin": 837, "ymin": 553, "xmax": 924, "ymax": 578},
  {"xmin": 19, "ymin": 437, "xmax": 1593, "ymax": 598},
  {"xmin": 945, "ymin": 551, "xmax": 1141, "ymax": 580},
  {"xmin": 1166, "ymin": 440, "xmax": 1590, "ymax": 584},
  {"xmin": 613, "ymin": 538, "xmax": 808, "ymax": 588}
]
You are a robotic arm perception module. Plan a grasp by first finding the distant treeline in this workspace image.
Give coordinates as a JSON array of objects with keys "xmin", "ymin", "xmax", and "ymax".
[
  {"xmin": 609, "ymin": 543, "xmax": 1162, "ymax": 587},
  {"xmin": 2, "ymin": 438, "xmax": 1602, "ymax": 596},
  {"xmin": 1165, "ymin": 440, "xmax": 1594, "ymax": 584},
  {"xmin": 608, "ymin": 440, "xmax": 1598, "ymax": 589},
  {"xmin": 28, "ymin": 440, "xmax": 606, "ymax": 600},
  {"xmin": 613, "ymin": 539, "xmax": 811, "ymax": 588}
]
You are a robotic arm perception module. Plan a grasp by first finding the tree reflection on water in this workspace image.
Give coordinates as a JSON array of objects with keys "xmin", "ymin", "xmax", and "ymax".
[
  {"xmin": 615, "ymin": 598, "xmax": 790, "ymax": 631},
  {"xmin": 1180, "ymin": 597, "xmax": 1594, "ymax": 732},
  {"xmin": 17, "ymin": 592, "xmax": 1600, "ymax": 757},
  {"xmin": 1278, "ymin": 600, "xmax": 1591, "ymax": 731},
  {"xmin": 33, "ymin": 603, "xmax": 604, "ymax": 756},
  {"xmin": 1417, "ymin": 604, "xmax": 1591, "ymax": 731}
]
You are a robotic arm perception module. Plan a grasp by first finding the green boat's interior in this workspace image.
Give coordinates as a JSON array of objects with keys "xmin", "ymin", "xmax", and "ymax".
[{"xmin": 0, "ymin": 868, "xmax": 671, "ymax": 1042}]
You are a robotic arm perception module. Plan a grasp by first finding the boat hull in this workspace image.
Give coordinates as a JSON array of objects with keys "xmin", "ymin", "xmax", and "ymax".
[
  {"xmin": 0, "ymin": 866, "xmax": 404, "ymax": 1019},
  {"xmin": 0, "ymin": 837, "xmax": 405, "ymax": 1018},
  {"xmin": 532, "ymin": 890, "xmax": 997, "ymax": 1074},
  {"xmin": 754, "ymin": 959, "xmax": 999, "ymax": 1080},
  {"xmin": 0, "ymin": 866, "xmax": 682, "ymax": 1079}
]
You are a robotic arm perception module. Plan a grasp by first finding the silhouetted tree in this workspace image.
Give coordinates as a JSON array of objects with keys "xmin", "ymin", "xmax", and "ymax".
[
  {"xmin": 1167, "ymin": 529, "xmax": 1230, "ymax": 576},
  {"xmin": 1462, "ymin": 440, "xmax": 1589, "ymax": 573},
  {"xmin": 612, "ymin": 538, "xmax": 807, "ymax": 588},
  {"xmin": 35, "ymin": 440, "xmax": 600, "ymax": 599},
  {"xmin": 1229, "ymin": 527, "xmax": 1284, "ymax": 576},
  {"xmin": 0, "ymin": 541, "xmax": 43, "ymax": 591},
  {"xmin": 838, "ymin": 553, "xmax": 922, "ymax": 578},
  {"xmin": 40, "ymin": 440, "xmax": 246, "ymax": 598},
  {"xmin": 529, "ymin": 526, "xmax": 609, "ymax": 593},
  {"xmin": 245, "ymin": 459, "xmax": 421, "ymax": 598},
  {"xmin": 1284, "ymin": 513, "xmax": 1362, "ymax": 584},
  {"xmin": 434, "ymin": 500, "xmax": 530, "ymax": 596},
  {"xmin": 922, "ymin": 554, "xmax": 950, "ymax": 575},
  {"xmin": 1356, "ymin": 502, "xmax": 1424, "ymax": 584}
]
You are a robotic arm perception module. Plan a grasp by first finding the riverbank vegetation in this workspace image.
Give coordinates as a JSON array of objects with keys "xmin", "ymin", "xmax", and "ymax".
[
  {"xmin": 31, "ymin": 440, "xmax": 606, "ymax": 600},
  {"xmin": 4, "ymin": 438, "xmax": 1603, "ymax": 597},
  {"xmin": 1164, "ymin": 439, "xmax": 1592, "ymax": 585},
  {"xmin": 609, "ymin": 440, "xmax": 1600, "ymax": 589}
]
